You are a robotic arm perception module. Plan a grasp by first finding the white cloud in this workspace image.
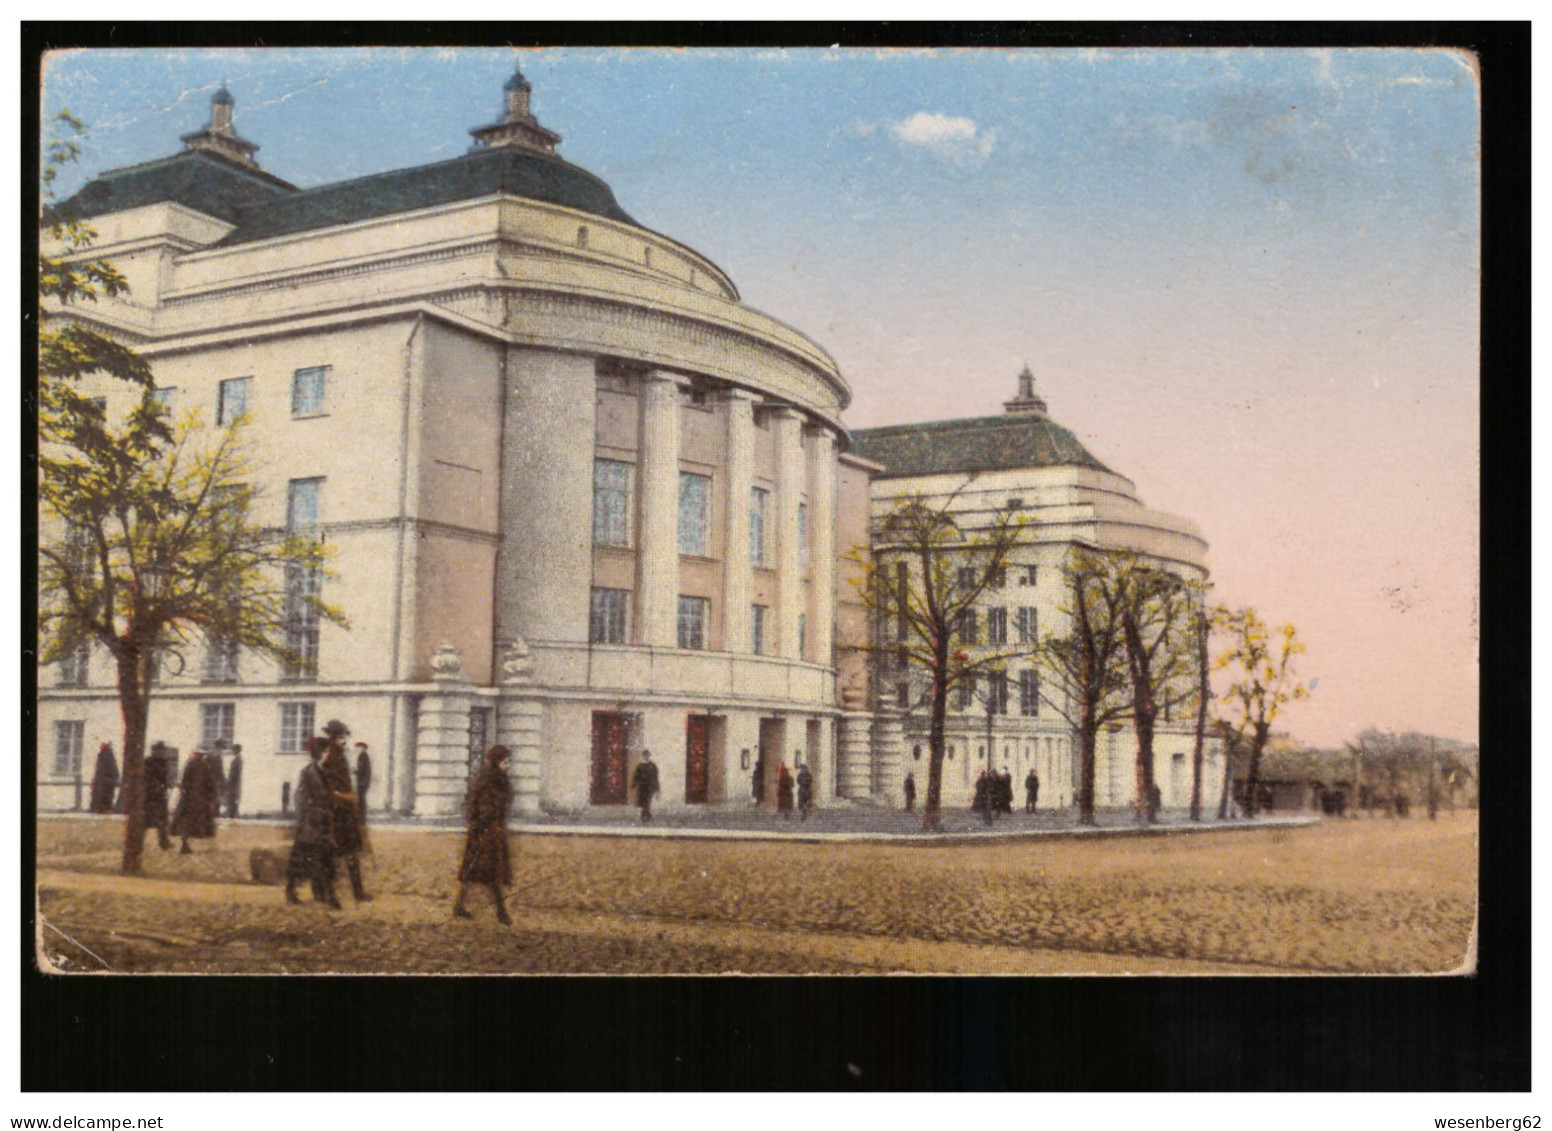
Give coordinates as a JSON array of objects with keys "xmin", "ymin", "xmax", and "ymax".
[{"xmin": 886, "ymin": 111, "xmax": 996, "ymax": 164}]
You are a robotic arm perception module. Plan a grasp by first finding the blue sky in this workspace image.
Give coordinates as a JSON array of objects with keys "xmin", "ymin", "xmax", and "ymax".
[{"xmin": 40, "ymin": 47, "xmax": 1481, "ymax": 745}]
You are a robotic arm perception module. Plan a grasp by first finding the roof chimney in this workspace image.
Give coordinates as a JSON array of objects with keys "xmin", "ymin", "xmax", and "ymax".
[
  {"xmin": 1003, "ymin": 363, "xmax": 1048, "ymax": 416},
  {"xmin": 180, "ymin": 85, "xmax": 261, "ymax": 168},
  {"xmin": 468, "ymin": 63, "xmax": 563, "ymax": 156}
]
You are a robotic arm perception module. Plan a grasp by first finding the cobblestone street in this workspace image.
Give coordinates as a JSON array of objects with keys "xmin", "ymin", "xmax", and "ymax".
[{"xmin": 35, "ymin": 812, "xmax": 1477, "ymax": 975}]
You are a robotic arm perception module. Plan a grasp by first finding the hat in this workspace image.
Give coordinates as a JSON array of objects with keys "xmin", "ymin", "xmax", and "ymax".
[{"xmin": 323, "ymin": 719, "xmax": 350, "ymax": 739}]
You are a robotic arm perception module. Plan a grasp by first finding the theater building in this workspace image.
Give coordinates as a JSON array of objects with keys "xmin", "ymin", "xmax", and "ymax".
[{"xmin": 38, "ymin": 73, "xmax": 884, "ymax": 817}]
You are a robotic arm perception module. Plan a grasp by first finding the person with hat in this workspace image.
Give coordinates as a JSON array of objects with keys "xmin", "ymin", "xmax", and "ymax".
[
  {"xmin": 796, "ymin": 761, "xmax": 814, "ymax": 821},
  {"xmin": 170, "ymin": 747, "xmax": 220, "ymax": 854},
  {"xmin": 631, "ymin": 749, "xmax": 660, "ymax": 823},
  {"xmin": 319, "ymin": 719, "xmax": 372, "ymax": 903},
  {"xmin": 776, "ymin": 762, "xmax": 795, "ymax": 819},
  {"xmin": 286, "ymin": 736, "xmax": 340, "ymax": 908},
  {"xmin": 224, "ymin": 744, "xmax": 244, "ymax": 819},
  {"xmin": 143, "ymin": 741, "xmax": 173, "ymax": 851},
  {"xmin": 88, "ymin": 742, "xmax": 119, "ymax": 814},
  {"xmin": 454, "ymin": 745, "xmax": 515, "ymax": 925}
]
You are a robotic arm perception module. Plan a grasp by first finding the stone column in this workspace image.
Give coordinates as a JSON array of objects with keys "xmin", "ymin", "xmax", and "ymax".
[
  {"xmin": 495, "ymin": 636, "xmax": 544, "ymax": 816},
  {"xmin": 835, "ymin": 687, "xmax": 874, "ymax": 803},
  {"xmin": 770, "ymin": 406, "xmax": 805, "ymax": 659},
  {"xmin": 807, "ymin": 426, "xmax": 836, "ymax": 668},
  {"xmin": 871, "ymin": 706, "xmax": 905, "ymax": 805},
  {"xmin": 636, "ymin": 371, "xmax": 683, "ymax": 647},
  {"xmin": 413, "ymin": 643, "xmax": 473, "ymax": 817},
  {"xmin": 722, "ymin": 389, "xmax": 757, "ymax": 655}
]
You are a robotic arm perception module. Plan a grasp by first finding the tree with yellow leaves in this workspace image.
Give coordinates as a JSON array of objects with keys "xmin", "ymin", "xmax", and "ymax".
[{"xmin": 1212, "ymin": 605, "xmax": 1309, "ymax": 818}]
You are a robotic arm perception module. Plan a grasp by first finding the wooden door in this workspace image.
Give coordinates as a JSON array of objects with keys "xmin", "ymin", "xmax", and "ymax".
[
  {"xmin": 685, "ymin": 716, "xmax": 710, "ymax": 804},
  {"xmin": 590, "ymin": 712, "xmax": 628, "ymax": 805}
]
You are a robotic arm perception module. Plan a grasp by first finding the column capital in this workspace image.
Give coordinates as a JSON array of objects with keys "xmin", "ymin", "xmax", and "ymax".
[
  {"xmin": 721, "ymin": 386, "xmax": 761, "ymax": 405},
  {"xmin": 641, "ymin": 370, "xmax": 692, "ymax": 395},
  {"xmin": 765, "ymin": 403, "xmax": 805, "ymax": 424}
]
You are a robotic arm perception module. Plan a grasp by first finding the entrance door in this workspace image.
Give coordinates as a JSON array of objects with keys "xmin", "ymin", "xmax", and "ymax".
[
  {"xmin": 685, "ymin": 715, "xmax": 710, "ymax": 804},
  {"xmin": 590, "ymin": 712, "xmax": 629, "ymax": 805}
]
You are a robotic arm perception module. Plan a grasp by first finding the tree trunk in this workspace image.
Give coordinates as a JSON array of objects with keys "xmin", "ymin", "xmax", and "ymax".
[
  {"xmin": 116, "ymin": 645, "xmax": 149, "ymax": 875},
  {"xmin": 923, "ymin": 665, "xmax": 948, "ymax": 832},
  {"xmin": 1077, "ymin": 724, "xmax": 1097, "ymax": 827},
  {"xmin": 1244, "ymin": 720, "xmax": 1271, "ymax": 818},
  {"xmin": 1133, "ymin": 710, "xmax": 1157, "ymax": 823},
  {"xmin": 1190, "ymin": 614, "xmax": 1208, "ymax": 821},
  {"xmin": 1217, "ymin": 731, "xmax": 1234, "ymax": 820}
]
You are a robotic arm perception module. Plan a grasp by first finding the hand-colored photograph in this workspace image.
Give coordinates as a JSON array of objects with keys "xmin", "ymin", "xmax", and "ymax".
[{"xmin": 35, "ymin": 45, "xmax": 1479, "ymax": 976}]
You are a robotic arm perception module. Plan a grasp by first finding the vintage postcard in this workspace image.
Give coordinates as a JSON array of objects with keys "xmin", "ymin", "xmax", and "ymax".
[{"xmin": 35, "ymin": 44, "xmax": 1479, "ymax": 978}]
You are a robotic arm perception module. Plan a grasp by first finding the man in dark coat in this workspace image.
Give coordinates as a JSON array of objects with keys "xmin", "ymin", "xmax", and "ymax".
[
  {"xmin": 796, "ymin": 762, "xmax": 814, "ymax": 820},
  {"xmin": 454, "ymin": 745, "xmax": 514, "ymax": 924},
  {"xmin": 286, "ymin": 737, "xmax": 340, "ymax": 908},
  {"xmin": 903, "ymin": 771, "xmax": 916, "ymax": 811},
  {"xmin": 1025, "ymin": 769, "xmax": 1040, "ymax": 813},
  {"xmin": 999, "ymin": 768, "xmax": 1014, "ymax": 816},
  {"xmin": 142, "ymin": 742, "xmax": 173, "ymax": 850},
  {"xmin": 972, "ymin": 771, "xmax": 992, "ymax": 825},
  {"xmin": 88, "ymin": 743, "xmax": 119, "ymax": 814},
  {"xmin": 319, "ymin": 720, "xmax": 371, "ymax": 903},
  {"xmin": 354, "ymin": 742, "xmax": 373, "ymax": 814},
  {"xmin": 225, "ymin": 745, "xmax": 243, "ymax": 819},
  {"xmin": 776, "ymin": 762, "xmax": 795, "ymax": 819},
  {"xmin": 631, "ymin": 750, "xmax": 661, "ymax": 823},
  {"xmin": 169, "ymin": 748, "xmax": 220, "ymax": 854},
  {"xmin": 751, "ymin": 755, "xmax": 765, "ymax": 807}
]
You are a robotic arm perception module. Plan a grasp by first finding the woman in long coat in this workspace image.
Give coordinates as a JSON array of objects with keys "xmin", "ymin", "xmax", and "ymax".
[
  {"xmin": 169, "ymin": 748, "xmax": 220, "ymax": 853},
  {"xmin": 776, "ymin": 762, "xmax": 795, "ymax": 819},
  {"xmin": 286, "ymin": 737, "xmax": 340, "ymax": 907},
  {"xmin": 454, "ymin": 745, "xmax": 514, "ymax": 925},
  {"xmin": 88, "ymin": 742, "xmax": 119, "ymax": 814}
]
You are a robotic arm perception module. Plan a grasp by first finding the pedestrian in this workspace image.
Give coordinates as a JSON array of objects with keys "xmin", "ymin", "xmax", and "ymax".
[
  {"xmin": 169, "ymin": 748, "xmax": 220, "ymax": 854},
  {"xmin": 1149, "ymin": 782, "xmax": 1163, "ymax": 817},
  {"xmin": 796, "ymin": 762, "xmax": 814, "ymax": 820},
  {"xmin": 88, "ymin": 742, "xmax": 119, "ymax": 814},
  {"xmin": 354, "ymin": 741, "xmax": 373, "ymax": 815},
  {"xmin": 999, "ymin": 768, "xmax": 1014, "ymax": 816},
  {"xmin": 776, "ymin": 762, "xmax": 795, "ymax": 819},
  {"xmin": 225, "ymin": 745, "xmax": 243, "ymax": 819},
  {"xmin": 320, "ymin": 719, "xmax": 371, "ymax": 903},
  {"xmin": 631, "ymin": 749, "xmax": 660, "ymax": 823},
  {"xmin": 286, "ymin": 737, "xmax": 340, "ymax": 908},
  {"xmin": 454, "ymin": 745, "xmax": 514, "ymax": 925},
  {"xmin": 751, "ymin": 754, "xmax": 766, "ymax": 807},
  {"xmin": 209, "ymin": 744, "xmax": 228, "ymax": 817},
  {"xmin": 143, "ymin": 742, "xmax": 173, "ymax": 851},
  {"xmin": 1024, "ymin": 769, "xmax": 1039, "ymax": 813},
  {"xmin": 972, "ymin": 771, "xmax": 992, "ymax": 825},
  {"xmin": 903, "ymin": 771, "xmax": 916, "ymax": 812}
]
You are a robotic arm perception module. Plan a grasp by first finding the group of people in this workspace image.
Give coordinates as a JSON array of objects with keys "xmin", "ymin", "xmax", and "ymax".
[
  {"xmin": 747, "ymin": 757, "xmax": 815, "ymax": 820},
  {"xmin": 900, "ymin": 767, "xmax": 1042, "ymax": 819},
  {"xmin": 135, "ymin": 741, "xmax": 245, "ymax": 852},
  {"xmin": 284, "ymin": 720, "xmax": 374, "ymax": 909}
]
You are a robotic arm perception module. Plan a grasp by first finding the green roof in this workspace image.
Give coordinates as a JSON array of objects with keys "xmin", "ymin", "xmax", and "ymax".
[
  {"xmin": 850, "ymin": 412, "xmax": 1113, "ymax": 479},
  {"xmin": 50, "ymin": 144, "xmax": 639, "ymax": 245}
]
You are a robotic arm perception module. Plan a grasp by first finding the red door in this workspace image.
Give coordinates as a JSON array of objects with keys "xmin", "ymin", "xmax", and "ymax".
[
  {"xmin": 685, "ymin": 716, "xmax": 710, "ymax": 804},
  {"xmin": 590, "ymin": 712, "xmax": 628, "ymax": 805}
]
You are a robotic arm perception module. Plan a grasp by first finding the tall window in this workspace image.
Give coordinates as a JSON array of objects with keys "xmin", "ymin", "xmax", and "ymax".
[
  {"xmin": 279, "ymin": 702, "xmax": 315, "ymax": 754},
  {"xmin": 282, "ymin": 565, "xmax": 321, "ymax": 680},
  {"xmin": 201, "ymin": 702, "xmax": 236, "ymax": 750},
  {"xmin": 896, "ymin": 682, "xmax": 911, "ymax": 709},
  {"xmin": 57, "ymin": 641, "xmax": 90, "ymax": 687},
  {"xmin": 958, "ymin": 675, "xmax": 976, "ymax": 712},
  {"xmin": 286, "ymin": 478, "xmax": 322, "ymax": 534},
  {"xmin": 52, "ymin": 721, "xmax": 84, "ymax": 776},
  {"xmin": 895, "ymin": 562, "xmax": 909, "ymax": 641},
  {"xmin": 589, "ymin": 587, "xmax": 629, "ymax": 644},
  {"xmin": 291, "ymin": 366, "xmax": 328, "ymax": 417},
  {"xmin": 987, "ymin": 566, "xmax": 1007, "ymax": 589},
  {"xmin": 987, "ymin": 672, "xmax": 1009, "ymax": 715},
  {"xmin": 1019, "ymin": 564, "xmax": 1038, "ymax": 587},
  {"xmin": 678, "ymin": 472, "xmax": 710, "ymax": 555},
  {"xmin": 798, "ymin": 613, "xmax": 807, "ymax": 657},
  {"xmin": 593, "ymin": 459, "xmax": 631, "ymax": 547},
  {"xmin": 751, "ymin": 604, "xmax": 768, "ymax": 655},
  {"xmin": 987, "ymin": 607, "xmax": 1008, "ymax": 645},
  {"xmin": 798, "ymin": 502, "xmax": 809, "ymax": 572},
  {"xmin": 216, "ymin": 377, "xmax": 250, "ymax": 425},
  {"xmin": 749, "ymin": 487, "xmax": 769, "ymax": 564},
  {"xmin": 956, "ymin": 566, "xmax": 976, "ymax": 591},
  {"xmin": 1020, "ymin": 669, "xmax": 1040, "ymax": 716},
  {"xmin": 677, "ymin": 596, "xmax": 708, "ymax": 650},
  {"xmin": 203, "ymin": 634, "xmax": 239, "ymax": 683},
  {"xmin": 1017, "ymin": 606, "xmax": 1038, "ymax": 644},
  {"xmin": 957, "ymin": 608, "xmax": 979, "ymax": 646}
]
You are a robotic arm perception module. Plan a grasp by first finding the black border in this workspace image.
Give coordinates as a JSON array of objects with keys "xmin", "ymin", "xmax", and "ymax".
[{"xmin": 22, "ymin": 21, "xmax": 1528, "ymax": 1093}]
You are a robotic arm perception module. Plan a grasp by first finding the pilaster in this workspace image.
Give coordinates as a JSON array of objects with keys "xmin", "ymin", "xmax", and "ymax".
[
  {"xmin": 770, "ymin": 405, "xmax": 805, "ymax": 659},
  {"xmin": 495, "ymin": 636, "xmax": 544, "ymax": 815},
  {"xmin": 722, "ymin": 389, "xmax": 757, "ymax": 654},
  {"xmin": 637, "ymin": 371, "xmax": 684, "ymax": 647},
  {"xmin": 807, "ymin": 425, "xmax": 836, "ymax": 667}
]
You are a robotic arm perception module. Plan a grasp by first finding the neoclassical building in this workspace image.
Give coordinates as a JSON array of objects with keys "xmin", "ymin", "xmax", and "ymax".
[
  {"xmin": 850, "ymin": 367, "xmax": 1225, "ymax": 811},
  {"xmin": 38, "ymin": 72, "xmax": 885, "ymax": 817}
]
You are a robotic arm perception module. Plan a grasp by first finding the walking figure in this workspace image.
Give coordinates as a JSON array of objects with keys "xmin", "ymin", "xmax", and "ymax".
[
  {"xmin": 320, "ymin": 720, "xmax": 371, "ymax": 903},
  {"xmin": 454, "ymin": 745, "xmax": 514, "ymax": 925},
  {"xmin": 1024, "ymin": 769, "xmax": 1039, "ymax": 813},
  {"xmin": 286, "ymin": 737, "xmax": 340, "ymax": 908},
  {"xmin": 903, "ymin": 771, "xmax": 916, "ymax": 812},
  {"xmin": 632, "ymin": 750, "xmax": 660, "ymax": 822},
  {"xmin": 88, "ymin": 742, "xmax": 119, "ymax": 814},
  {"xmin": 143, "ymin": 742, "xmax": 173, "ymax": 851},
  {"xmin": 776, "ymin": 762, "xmax": 795, "ymax": 819},
  {"xmin": 354, "ymin": 742, "xmax": 373, "ymax": 815},
  {"xmin": 170, "ymin": 748, "xmax": 220, "ymax": 854},
  {"xmin": 225, "ymin": 745, "xmax": 243, "ymax": 819},
  {"xmin": 796, "ymin": 763, "xmax": 814, "ymax": 820}
]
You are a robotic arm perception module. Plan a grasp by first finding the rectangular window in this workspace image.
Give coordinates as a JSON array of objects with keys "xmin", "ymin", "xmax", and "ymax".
[
  {"xmin": 678, "ymin": 472, "xmax": 710, "ymax": 555},
  {"xmin": 987, "ymin": 607, "xmax": 1008, "ymax": 646},
  {"xmin": 279, "ymin": 702, "xmax": 316, "ymax": 755},
  {"xmin": 676, "ymin": 595, "xmax": 708, "ymax": 650},
  {"xmin": 52, "ymin": 720, "xmax": 84, "ymax": 776},
  {"xmin": 749, "ymin": 487, "xmax": 769, "ymax": 564},
  {"xmin": 798, "ymin": 502, "xmax": 809, "ymax": 572},
  {"xmin": 751, "ymin": 604, "xmax": 768, "ymax": 655},
  {"xmin": 958, "ymin": 675, "xmax": 976, "ymax": 712},
  {"xmin": 200, "ymin": 702, "xmax": 236, "ymax": 749},
  {"xmin": 291, "ymin": 366, "xmax": 328, "ymax": 417},
  {"xmin": 216, "ymin": 377, "xmax": 250, "ymax": 426},
  {"xmin": 1020, "ymin": 564, "xmax": 1038, "ymax": 587},
  {"xmin": 1019, "ymin": 669, "xmax": 1040, "ymax": 717},
  {"xmin": 896, "ymin": 682, "xmax": 910, "ymax": 709},
  {"xmin": 988, "ymin": 672, "xmax": 1009, "ymax": 715},
  {"xmin": 957, "ymin": 608, "xmax": 979, "ymax": 646},
  {"xmin": 956, "ymin": 566, "xmax": 976, "ymax": 591},
  {"xmin": 798, "ymin": 613, "xmax": 807, "ymax": 657},
  {"xmin": 1017, "ymin": 606, "xmax": 1039, "ymax": 644},
  {"xmin": 592, "ymin": 459, "xmax": 631, "ymax": 547},
  {"xmin": 895, "ymin": 562, "xmax": 909, "ymax": 641},
  {"xmin": 987, "ymin": 566, "xmax": 1007, "ymax": 589},
  {"xmin": 57, "ymin": 641, "xmax": 90, "ymax": 687},
  {"xmin": 282, "ymin": 565, "xmax": 321, "ymax": 680},
  {"xmin": 203, "ymin": 634, "xmax": 240, "ymax": 683},
  {"xmin": 589, "ymin": 587, "xmax": 630, "ymax": 644},
  {"xmin": 150, "ymin": 387, "xmax": 176, "ymax": 410},
  {"xmin": 286, "ymin": 478, "xmax": 322, "ymax": 534}
]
